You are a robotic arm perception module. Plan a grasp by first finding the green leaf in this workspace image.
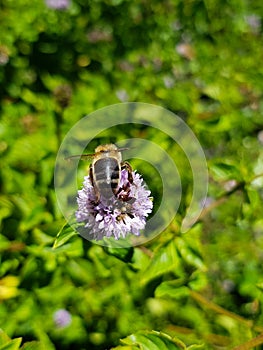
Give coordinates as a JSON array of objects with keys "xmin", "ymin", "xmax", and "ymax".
[
  {"xmin": 0, "ymin": 275, "xmax": 20, "ymax": 300},
  {"xmin": 0, "ymin": 196, "xmax": 13, "ymax": 226},
  {"xmin": 103, "ymin": 246, "xmax": 134, "ymax": 262},
  {"xmin": 175, "ymin": 237, "xmax": 206, "ymax": 271},
  {"xmin": 53, "ymin": 222, "xmax": 78, "ymax": 249},
  {"xmin": 20, "ymin": 342, "xmax": 42, "ymax": 350},
  {"xmin": 88, "ymin": 245, "xmax": 112, "ymax": 278},
  {"xmin": 141, "ymin": 241, "xmax": 182, "ymax": 285},
  {"xmin": 117, "ymin": 331, "xmax": 192, "ymax": 350},
  {"xmin": 209, "ymin": 161, "xmax": 241, "ymax": 182},
  {"xmin": 130, "ymin": 247, "xmax": 151, "ymax": 271},
  {"xmin": 118, "ymin": 330, "xmax": 187, "ymax": 350},
  {"xmin": 0, "ymin": 338, "xmax": 22, "ymax": 350},
  {"xmin": 188, "ymin": 271, "xmax": 208, "ymax": 291},
  {"xmin": 155, "ymin": 281, "xmax": 190, "ymax": 300},
  {"xmin": 187, "ymin": 345, "xmax": 205, "ymax": 350},
  {"xmin": 0, "ymin": 330, "xmax": 10, "ymax": 347}
]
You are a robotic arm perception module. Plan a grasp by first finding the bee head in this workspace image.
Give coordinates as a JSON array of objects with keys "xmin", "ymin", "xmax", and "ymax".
[{"xmin": 95, "ymin": 144, "xmax": 118, "ymax": 153}]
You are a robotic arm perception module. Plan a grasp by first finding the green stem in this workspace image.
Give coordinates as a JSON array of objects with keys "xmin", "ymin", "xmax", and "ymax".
[
  {"xmin": 55, "ymin": 109, "xmax": 63, "ymax": 152},
  {"xmin": 190, "ymin": 290, "xmax": 263, "ymax": 333},
  {"xmin": 233, "ymin": 333, "xmax": 263, "ymax": 350}
]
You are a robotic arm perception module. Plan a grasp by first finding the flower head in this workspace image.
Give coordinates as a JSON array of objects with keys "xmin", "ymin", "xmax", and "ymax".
[
  {"xmin": 76, "ymin": 170, "xmax": 153, "ymax": 241},
  {"xmin": 53, "ymin": 309, "xmax": 72, "ymax": 328},
  {"xmin": 45, "ymin": 0, "xmax": 70, "ymax": 10}
]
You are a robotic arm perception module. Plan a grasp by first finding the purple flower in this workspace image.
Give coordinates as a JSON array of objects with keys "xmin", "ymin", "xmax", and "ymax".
[
  {"xmin": 45, "ymin": 0, "xmax": 70, "ymax": 10},
  {"xmin": 245, "ymin": 14, "xmax": 261, "ymax": 33},
  {"xmin": 53, "ymin": 309, "xmax": 72, "ymax": 328},
  {"xmin": 116, "ymin": 89, "xmax": 129, "ymax": 102},
  {"xmin": 76, "ymin": 170, "xmax": 153, "ymax": 241}
]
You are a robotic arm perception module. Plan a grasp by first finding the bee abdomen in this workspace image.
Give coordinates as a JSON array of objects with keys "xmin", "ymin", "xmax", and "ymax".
[{"xmin": 94, "ymin": 158, "xmax": 120, "ymax": 198}]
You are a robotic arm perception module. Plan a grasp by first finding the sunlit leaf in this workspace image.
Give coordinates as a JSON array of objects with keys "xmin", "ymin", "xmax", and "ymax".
[
  {"xmin": 0, "ymin": 336, "xmax": 22, "ymax": 350},
  {"xmin": 209, "ymin": 161, "xmax": 242, "ymax": 182},
  {"xmin": 20, "ymin": 341, "xmax": 42, "ymax": 350},
  {"xmin": 0, "ymin": 196, "xmax": 13, "ymax": 226},
  {"xmin": 141, "ymin": 241, "xmax": 183, "ymax": 285},
  {"xmin": 175, "ymin": 237, "xmax": 206, "ymax": 271},
  {"xmin": 0, "ymin": 276, "xmax": 20, "ymax": 300},
  {"xmin": 117, "ymin": 330, "xmax": 187, "ymax": 349},
  {"xmin": 0, "ymin": 330, "xmax": 11, "ymax": 347},
  {"xmin": 155, "ymin": 281, "xmax": 190, "ymax": 300},
  {"xmin": 53, "ymin": 222, "xmax": 78, "ymax": 249}
]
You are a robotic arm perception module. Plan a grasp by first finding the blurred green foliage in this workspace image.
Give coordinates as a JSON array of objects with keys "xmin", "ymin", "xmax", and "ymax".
[{"xmin": 1, "ymin": 0, "xmax": 263, "ymax": 349}]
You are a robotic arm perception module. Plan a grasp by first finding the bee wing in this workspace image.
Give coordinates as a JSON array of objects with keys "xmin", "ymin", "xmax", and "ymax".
[
  {"xmin": 64, "ymin": 153, "xmax": 95, "ymax": 161},
  {"xmin": 64, "ymin": 146, "xmax": 131, "ymax": 160},
  {"xmin": 116, "ymin": 147, "xmax": 130, "ymax": 152}
]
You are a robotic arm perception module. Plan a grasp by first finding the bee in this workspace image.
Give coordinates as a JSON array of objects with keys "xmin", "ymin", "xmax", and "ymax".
[
  {"xmin": 116, "ymin": 211, "xmax": 134, "ymax": 224},
  {"xmin": 67, "ymin": 144, "xmax": 133, "ymax": 203},
  {"xmin": 116, "ymin": 203, "xmax": 135, "ymax": 224}
]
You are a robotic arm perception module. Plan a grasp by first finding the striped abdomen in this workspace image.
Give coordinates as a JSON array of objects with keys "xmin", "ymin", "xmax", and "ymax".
[{"xmin": 94, "ymin": 158, "xmax": 120, "ymax": 199}]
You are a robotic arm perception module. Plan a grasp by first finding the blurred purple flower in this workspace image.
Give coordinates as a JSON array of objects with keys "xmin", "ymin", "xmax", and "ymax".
[
  {"xmin": 117, "ymin": 60, "xmax": 134, "ymax": 72},
  {"xmin": 245, "ymin": 14, "xmax": 261, "ymax": 33},
  {"xmin": 223, "ymin": 179, "xmax": 237, "ymax": 192},
  {"xmin": 0, "ymin": 46, "xmax": 9, "ymax": 66},
  {"xmin": 87, "ymin": 29, "xmax": 113, "ymax": 43},
  {"xmin": 45, "ymin": 0, "xmax": 70, "ymax": 10},
  {"xmin": 163, "ymin": 76, "xmax": 175, "ymax": 89},
  {"xmin": 53, "ymin": 309, "xmax": 72, "ymax": 328},
  {"xmin": 199, "ymin": 196, "xmax": 214, "ymax": 209},
  {"xmin": 116, "ymin": 89, "xmax": 129, "ymax": 102},
  {"xmin": 257, "ymin": 130, "xmax": 263, "ymax": 144},
  {"xmin": 76, "ymin": 170, "xmax": 153, "ymax": 240}
]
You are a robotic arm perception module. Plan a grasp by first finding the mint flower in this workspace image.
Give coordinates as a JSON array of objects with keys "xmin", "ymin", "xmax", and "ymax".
[
  {"xmin": 76, "ymin": 170, "xmax": 153, "ymax": 240},
  {"xmin": 45, "ymin": 0, "xmax": 70, "ymax": 10},
  {"xmin": 53, "ymin": 309, "xmax": 72, "ymax": 328}
]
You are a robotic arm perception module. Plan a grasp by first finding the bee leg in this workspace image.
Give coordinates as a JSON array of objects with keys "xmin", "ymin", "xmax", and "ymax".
[
  {"xmin": 89, "ymin": 166, "xmax": 94, "ymax": 186},
  {"xmin": 117, "ymin": 215, "xmax": 126, "ymax": 224},
  {"xmin": 121, "ymin": 161, "xmax": 133, "ymax": 184},
  {"xmin": 89, "ymin": 166, "xmax": 100, "ymax": 203}
]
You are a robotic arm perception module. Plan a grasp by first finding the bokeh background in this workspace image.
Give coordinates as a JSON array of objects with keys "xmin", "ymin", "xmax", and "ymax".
[{"xmin": 1, "ymin": 0, "xmax": 263, "ymax": 349}]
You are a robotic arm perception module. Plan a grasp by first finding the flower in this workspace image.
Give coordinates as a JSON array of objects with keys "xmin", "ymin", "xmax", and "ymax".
[
  {"xmin": 76, "ymin": 170, "xmax": 153, "ymax": 241},
  {"xmin": 45, "ymin": 0, "xmax": 70, "ymax": 10},
  {"xmin": 0, "ymin": 46, "xmax": 9, "ymax": 66},
  {"xmin": 116, "ymin": 89, "xmax": 129, "ymax": 102},
  {"xmin": 53, "ymin": 309, "xmax": 72, "ymax": 328}
]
